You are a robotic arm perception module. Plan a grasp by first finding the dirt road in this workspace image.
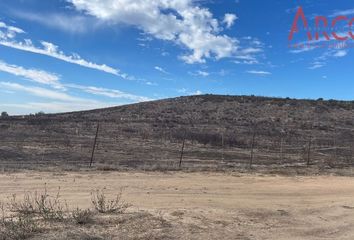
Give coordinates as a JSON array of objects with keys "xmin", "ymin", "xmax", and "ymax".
[{"xmin": 1, "ymin": 171, "xmax": 354, "ymax": 239}]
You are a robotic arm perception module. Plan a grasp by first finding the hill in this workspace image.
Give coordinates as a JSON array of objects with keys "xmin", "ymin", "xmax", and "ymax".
[{"xmin": 1, "ymin": 94, "xmax": 354, "ymax": 171}]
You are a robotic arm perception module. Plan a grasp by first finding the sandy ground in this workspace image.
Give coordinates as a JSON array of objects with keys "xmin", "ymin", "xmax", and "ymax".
[{"xmin": 1, "ymin": 171, "xmax": 354, "ymax": 240}]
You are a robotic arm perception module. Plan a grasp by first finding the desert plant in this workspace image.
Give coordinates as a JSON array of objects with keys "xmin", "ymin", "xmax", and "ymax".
[
  {"xmin": 8, "ymin": 193, "xmax": 36, "ymax": 216},
  {"xmin": 8, "ymin": 187, "xmax": 67, "ymax": 221},
  {"xmin": 0, "ymin": 112, "xmax": 8, "ymax": 118},
  {"xmin": 71, "ymin": 208, "xmax": 94, "ymax": 225},
  {"xmin": 91, "ymin": 189, "xmax": 130, "ymax": 214},
  {"xmin": 1, "ymin": 201, "xmax": 39, "ymax": 240},
  {"xmin": 0, "ymin": 215, "xmax": 39, "ymax": 240}
]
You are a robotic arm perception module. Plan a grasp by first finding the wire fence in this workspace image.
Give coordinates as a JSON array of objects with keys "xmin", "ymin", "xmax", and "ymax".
[{"xmin": 1, "ymin": 120, "xmax": 354, "ymax": 170}]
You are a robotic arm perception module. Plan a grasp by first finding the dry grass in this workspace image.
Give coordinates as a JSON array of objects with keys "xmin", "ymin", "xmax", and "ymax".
[
  {"xmin": 0, "ymin": 187, "xmax": 135, "ymax": 240},
  {"xmin": 91, "ymin": 189, "xmax": 130, "ymax": 214},
  {"xmin": 8, "ymin": 186, "xmax": 67, "ymax": 221},
  {"xmin": 71, "ymin": 208, "xmax": 94, "ymax": 225}
]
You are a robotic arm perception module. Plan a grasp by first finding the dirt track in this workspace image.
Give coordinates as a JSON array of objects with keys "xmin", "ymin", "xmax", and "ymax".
[{"xmin": 1, "ymin": 171, "xmax": 354, "ymax": 239}]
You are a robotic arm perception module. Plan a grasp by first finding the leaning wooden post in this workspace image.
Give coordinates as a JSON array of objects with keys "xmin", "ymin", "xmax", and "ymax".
[
  {"xmin": 179, "ymin": 135, "xmax": 186, "ymax": 169},
  {"xmin": 249, "ymin": 130, "xmax": 256, "ymax": 169},
  {"xmin": 333, "ymin": 128, "xmax": 337, "ymax": 164},
  {"xmin": 307, "ymin": 136, "xmax": 312, "ymax": 167},
  {"xmin": 221, "ymin": 132, "xmax": 224, "ymax": 161},
  {"xmin": 90, "ymin": 122, "xmax": 100, "ymax": 168},
  {"xmin": 280, "ymin": 136, "xmax": 284, "ymax": 164}
]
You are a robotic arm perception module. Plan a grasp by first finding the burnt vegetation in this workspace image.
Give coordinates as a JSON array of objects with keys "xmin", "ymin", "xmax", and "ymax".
[{"xmin": 1, "ymin": 94, "xmax": 354, "ymax": 171}]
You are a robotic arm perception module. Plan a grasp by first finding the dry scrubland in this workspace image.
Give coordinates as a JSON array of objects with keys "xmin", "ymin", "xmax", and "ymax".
[
  {"xmin": 2, "ymin": 95, "xmax": 354, "ymax": 239},
  {"xmin": 1, "ymin": 171, "xmax": 354, "ymax": 240},
  {"xmin": 2, "ymin": 95, "xmax": 354, "ymax": 170}
]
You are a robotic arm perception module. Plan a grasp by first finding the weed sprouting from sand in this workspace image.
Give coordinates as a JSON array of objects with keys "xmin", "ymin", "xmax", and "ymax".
[
  {"xmin": 0, "ymin": 186, "xmax": 133, "ymax": 240},
  {"xmin": 91, "ymin": 188, "xmax": 130, "ymax": 214},
  {"xmin": 71, "ymin": 208, "xmax": 94, "ymax": 225},
  {"xmin": 8, "ymin": 185, "xmax": 67, "ymax": 221}
]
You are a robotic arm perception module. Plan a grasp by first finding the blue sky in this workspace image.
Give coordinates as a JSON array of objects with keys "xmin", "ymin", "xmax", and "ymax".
[{"xmin": 0, "ymin": 0, "xmax": 354, "ymax": 114}]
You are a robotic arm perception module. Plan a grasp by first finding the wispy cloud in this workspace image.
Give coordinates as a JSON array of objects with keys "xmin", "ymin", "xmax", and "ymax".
[
  {"xmin": 0, "ymin": 101, "xmax": 119, "ymax": 114},
  {"xmin": 0, "ymin": 39, "xmax": 121, "ymax": 76},
  {"xmin": 0, "ymin": 81, "xmax": 150, "ymax": 114},
  {"xmin": 0, "ymin": 82, "xmax": 85, "ymax": 102},
  {"xmin": 177, "ymin": 88, "xmax": 202, "ymax": 95},
  {"xmin": 246, "ymin": 70, "xmax": 271, "ymax": 75},
  {"xmin": 223, "ymin": 13, "xmax": 238, "ymax": 29},
  {"xmin": 189, "ymin": 70, "xmax": 210, "ymax": 77},
  {"xmin": 333, "ymin": 50, "xmax": 348, "ymax": 58},
  {"xmin": 191, "ymin": 90, "xmax": 203, "ymax": 95},
  {"xmin": 154, "ymin": 66, "xmax": 169, "ymax": 74},
  {"xmin": 329, "ymin": 9, "xmax": 354, "ymax": 17},
  {"xmin": 0, "ymin": 60, "xmax": 63, "ymax": 89},
  {"xmin": 308, "ymin": 62, "xmax": 325, "ymax": 70},
  {"xmin": 289, "ymin": 31, "xmax": 350, "ymax": 54},
  {"xmin": 65, "ymin": 84, "xmax": 152, "ymax": 102},
  {"xmin": 10, "ymin": 10, "xmax": 98, "ymax": 33},
  {"xmin": 233, "ymin": 37, "xmax": 265, "ymax": 64},
  {"xmin": 0, "ymin": 21, "xmax": 25, "ymax": 39},
  {"xmin": 308, "ymin": 50, "xmax": 348, "ymax": 70}
]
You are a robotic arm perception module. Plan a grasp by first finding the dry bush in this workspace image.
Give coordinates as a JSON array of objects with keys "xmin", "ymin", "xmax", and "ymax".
[
  {"xmin": 0, "ymin": 202, "xmax": 39, "ymax": 240},
  {"xmin": 8, "ymin": 193, "xmax": 36, "ymax": 216},
  {"xmin": 1, "ymin": 188, "xmax": 133, "ymax": 239},
  {"xmin": 0, "ymin": 215, "xmax": 39, "ymax": 240},
  {"xmin": 8, "ymin": 186, "xmax": 67, "ymax": 221},
  {"xmin": 91, "ymin": 189, "xmax": 130, "ymax": 214},
  {"xmin": 71, "ymin": 208, "xmax": 94, "ymax": 225}
]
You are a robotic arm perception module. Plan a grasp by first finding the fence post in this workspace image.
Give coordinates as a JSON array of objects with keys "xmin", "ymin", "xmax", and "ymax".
[
  {"xmin": 250, "ymin": 130, "xmax": 256, "ymax": 169},
  {"xmin": 307, "ymin": 136, "xmax": 312, "ymax": 167},
  {"xmin": 280, "ymin": 136, "xmax": 284, "ymax": 164},
  {"xmin": 179, "ymin": 134, "xmax": 186, "ymax": 169},
  {"xmin": 221, "ymin": 132, "xmax": 224, "ymax": 161},
  {"xmin": 90, "ymin": 122, "xmax": 100, "ymax": 168}
]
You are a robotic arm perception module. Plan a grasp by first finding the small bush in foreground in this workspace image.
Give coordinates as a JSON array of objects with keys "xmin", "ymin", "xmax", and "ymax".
[
  {"xmin": 0, "ymin": 215, "xmax": 39, "ymax": 240},
  {"xmin": 71, "ymin": 208, "xmax": 94, "ymax": 225},
  {"xmin": 1, "ymin": 202, "xmax": 39, "ymax": 240},
  {"xmin": 91, "ymin": 189, "xmax": 130, "ymax": 214},
  {"xmin": 8, "ymin": 187, "xmax": 67, "ymax": 221}
]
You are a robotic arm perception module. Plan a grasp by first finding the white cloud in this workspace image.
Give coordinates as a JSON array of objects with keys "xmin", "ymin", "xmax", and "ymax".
[
  {"xmin": 246, "ymin": 70, "xmax": 271, "ymax": 75},
  {"xmin": 177, "ymin": 88, "xmax": 187, "ymax": 94},
  {"xmin": 289, "ymin": 31, "xmax": 350, "ymax": 54},
  {"xmin": 308, "ymin": 50, "xmax": 349, "ymax": 70},
  {"xmin": 154, "ymin": 66, "xmax": 169, "ymax": 74},
  {"xmin": 177, "ymin": 88, "xmax": 202, "ymax": 95},
  {"xmin": 308, "ymin": 63, "xmax": 325, "ymax": 70},
  {"xmin": 329, "ymin": 9, "xmax": 354, "ymax": 17},
  {"xmin": 0, "ymin": 39, "xmax": 121, "ymax": 76},
  {"xmin": 0, "ymin": 60, "xmax": 63, "ymax": 89},
  {"xmin": 0, "ymin": 82, "xmax": 139, "ymax": 114},
  {"xmin": 333, "ymin": 50, "xmax": 348, "ymax": 58},
  {"xmin": 65, "ymin": 84, "xmax": 152, "ymax": 102},
  {"xmin": 196, "ymin": 70, "xmax": 209, "ymax": 77},
  {"xmin": 0, "ymin": 82, "xmax": 86, "ymax": 102},
  {"xmin": 0, "ymin": 21, "xmax": 25, "ymax": 40},
  {"xmin": 191, "ymin": 90, "xmax": 203, "ymax": 95},
  {"xmin": 223, "ymin": 13, "xmax": 238, "ymax": 29},
  {"xmin": 68, "ymin": 0, "xmax": 238, "ymax": 64},
  {"xmin": 10, "ymin": 10, "xmax": 97, "ymax": 34},
  {"xmin": 0, "ymin": 101, "xmax": 118, "ymax": 114}
]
